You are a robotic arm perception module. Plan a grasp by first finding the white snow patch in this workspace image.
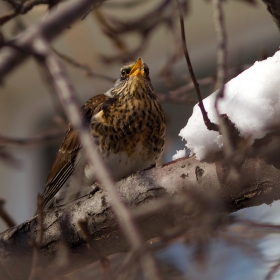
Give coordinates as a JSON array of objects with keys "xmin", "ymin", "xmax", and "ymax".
[
  {"xmin": 177, "ymin": 50, "xmax": 280, "ymax": 161},
  {"xmin": 172, "ymin": 149, "xmax": 187, "ymax": 161}
]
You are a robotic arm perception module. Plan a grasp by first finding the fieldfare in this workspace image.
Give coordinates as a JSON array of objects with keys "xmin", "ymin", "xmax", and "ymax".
[{"xmin": 37, "ymin": 58, "xmax": 166, "ymax": 213}]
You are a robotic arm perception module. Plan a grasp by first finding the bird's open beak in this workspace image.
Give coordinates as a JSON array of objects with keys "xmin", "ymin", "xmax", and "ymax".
[{"xmin": 129, "ymin": 58, "xmax": 145, "ymax": 77}]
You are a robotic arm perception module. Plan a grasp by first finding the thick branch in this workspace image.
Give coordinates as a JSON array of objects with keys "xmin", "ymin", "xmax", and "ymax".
[{"xmin": 0, "ymin": 155, "xmax": 280, "ymax": 279}]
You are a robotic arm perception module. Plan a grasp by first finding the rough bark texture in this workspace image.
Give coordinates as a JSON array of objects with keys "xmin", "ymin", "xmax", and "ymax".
[{"xmin": 0, "ymin": 155, "xmax": 280, "ymax": 279}]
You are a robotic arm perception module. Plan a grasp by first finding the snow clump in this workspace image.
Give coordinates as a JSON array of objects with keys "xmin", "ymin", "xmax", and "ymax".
[{"xmin": 177, "ymin": 50, "xmax": 280, "ymax": 161}]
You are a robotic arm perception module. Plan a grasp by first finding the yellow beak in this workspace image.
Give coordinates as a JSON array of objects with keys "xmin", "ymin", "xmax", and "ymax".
[{"xmin": 129, "ymin": 58, "xmax": 145, "ymax": 77}]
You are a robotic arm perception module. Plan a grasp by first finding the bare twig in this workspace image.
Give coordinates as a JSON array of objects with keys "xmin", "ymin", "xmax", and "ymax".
[
  {"xmin": 262, "ymin": 0, "xmax": 280, "ymax": 32},
  {"xmin": 237, "ymin": 219, "xmax": 280, "ymax": 232},
  {"xmin": 212, "ymin": 0, "xmax": 243, "ymax": 172},
  {"xmin": 103, "ymin": 0, "xmax": 173, "ymax": 34},
  {"xmin": 0, "ymin": 198, "xmax": 16, "ymax": 228},
  {"xmin": 213, "ymin": 0, "xmax": 227, "ymax": 108},
  {"xmin": 52, "ymin": 48, "xmax": 116, "ymax": 83},
  {"xmin": 93, "ymin": 8, "xmax": 127, "ymax": 51},
  {"xmin": 175, "ymin": 0, "xmax": 219, "ymax": 132},
  {"xmin": 158, "ymin": 43, "xmax": 183, "ymax": 84},
  {"xmin": 0, "ymin": 130, "xmax": 64, "ymax": 147},
  {"xmin": 99, "ymin": 0, "xmax": 184, "ymax": 63},
  {"xmin": 0, "ymin": 31, "xmax": 5, "ymax": 48},
  {"xmin": 103, "ymin": 0, "xmax": 150, "ymax": 9},
  {"xmin": 0, "ymin": 147, "xmax": 20, "ymax": 168},
  {"xmin": 156, "ymin": 91, "xmax": 196, "ymax": 104},
  {"xmin": 0, "ymin": 0, "xmax": 56, "ymax": 26},
  {"xmin": 2, "ymin": 0, "xmax": 21, "ymax": 7},
  {"xmin": 266, "ymin": 260, "xmax": 280, "ymax": 280}
]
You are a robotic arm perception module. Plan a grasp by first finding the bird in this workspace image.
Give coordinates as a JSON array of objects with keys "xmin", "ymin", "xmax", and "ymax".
[{"xmin": 36, "ymin": 58, "xmax": 166, "ymax": 214}]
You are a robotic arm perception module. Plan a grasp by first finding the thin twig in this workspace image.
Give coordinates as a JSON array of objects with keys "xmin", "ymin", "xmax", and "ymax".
[
  {"xmin": 0, "ymin": 130, "xmax": 64, "ymax": 147},
  {"xmin": 99, "ymin": 0, "xmax": 182, "ymax": 63},
  {"xmin": 0, "ymin": 31, "xmax": 5, "ymax": 48},
  {"xmin": 93, "ymin": 8, "xmax": 127, "ymax": 51},
  {"xmin": 52, "ymin": 48, "xmax": 116, "ymax": 83},
  {"xmin": 237, "ymin": 219, "xmax": 280, "ymax": 232},
  {"xmin": 175, "ymin": 0, "xmax": 219, "ymax": 132},
  {"xmin": 212, "ymin": 0, "xmax": 242, "ymax": 172},
  {"xmin": 213, "ymin": 0, "xmax": 227, "ymax": 109},
  {"xmin": 103, "ymin": 0, "xmax": 150, "ymax": 9},
  {"xmin": 265, "ymin": 260, "xmax": 280, "ymax": 280},
  {"xmin": 0, "ymin": 198, "xmax": 16, "ymax": 228},
  {"xmin": 0, "ymin": 0, "xmax": 54, "ymax": 26},
  {"xmin": 261, "ymin": 0, "xmax": 280, "ymax": 32},
  {"xmin": 156, "ymin": 91, "xmax": 196, "ymax": 104},
  {"xmin": 0, "ymin": 147, "xmax": 20, "ymax": 168},
  {"xmin": 2, "ymin": 0, "xmax": 21, "ymax": 7}
]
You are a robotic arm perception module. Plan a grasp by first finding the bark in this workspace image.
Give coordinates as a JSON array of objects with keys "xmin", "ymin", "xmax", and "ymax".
[{"xmin": 0, "ymin": 155, "xmax": 280, "ymax": 279}]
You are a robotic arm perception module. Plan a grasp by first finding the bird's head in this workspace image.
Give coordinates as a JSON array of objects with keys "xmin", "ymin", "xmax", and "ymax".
[
  {"xmin": 105, "ymin": 58, "xmax": 154, "ymax": 98},
  {"xmin": 120, "ymin": 58, "xmax": 150, "ymax": 80}
]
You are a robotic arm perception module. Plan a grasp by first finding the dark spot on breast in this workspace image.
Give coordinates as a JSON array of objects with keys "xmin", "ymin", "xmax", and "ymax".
[
  {"xmin": 94, "ymin": 123, "xmax": 101, "ymax": 131},
  {"xmin": 102, "ymin": 97, "xmax": 118, "ymax": 118}
]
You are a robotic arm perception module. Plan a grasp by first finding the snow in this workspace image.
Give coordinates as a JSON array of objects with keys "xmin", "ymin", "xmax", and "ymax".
[
  {"xmin": 172, "ymin": 148, "xmax": 186, "ymax": 161},
  {"xmin": 177, "ymin": 50, "xmax": 280, "ymax": 161}
]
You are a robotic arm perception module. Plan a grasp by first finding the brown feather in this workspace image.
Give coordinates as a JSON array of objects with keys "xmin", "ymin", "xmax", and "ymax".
[{"xmin": 40, "ymin": 94, "xmax": 109, "ymax": 211}]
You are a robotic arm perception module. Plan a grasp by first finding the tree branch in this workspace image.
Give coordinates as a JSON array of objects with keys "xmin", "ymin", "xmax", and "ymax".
[{"xmin": 0, "ymin": 154, "xmax": 280, "ymax": 279}]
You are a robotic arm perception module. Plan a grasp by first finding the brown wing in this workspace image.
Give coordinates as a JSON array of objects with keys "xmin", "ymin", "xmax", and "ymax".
[{"xmin": 37, "ymin": 94, "xmax": 109, "ymax": 213}]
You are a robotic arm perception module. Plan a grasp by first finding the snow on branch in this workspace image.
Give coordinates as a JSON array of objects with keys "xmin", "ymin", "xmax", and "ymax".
[{"xmin": 179, "ymin": 50, "xmax": 280, "ymax": 161}]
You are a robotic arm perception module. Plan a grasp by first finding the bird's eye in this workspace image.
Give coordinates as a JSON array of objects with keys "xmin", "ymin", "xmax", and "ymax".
[
  {"xmin": 144, "ymin": 67, "xmax": 149, "ymax": 75},
  {"xmin": 120, "ymin": 69, "xmax": 128, "ymax": 80}
]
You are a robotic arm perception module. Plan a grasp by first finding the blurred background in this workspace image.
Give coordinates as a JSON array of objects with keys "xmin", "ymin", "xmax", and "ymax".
[{"xmin": 0, "ymin": 0, "xmax": 280, "ymax": 278}]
